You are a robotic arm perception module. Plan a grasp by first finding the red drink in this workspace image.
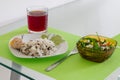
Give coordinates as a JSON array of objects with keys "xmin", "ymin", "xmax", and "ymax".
[{"xmin": 27, "ymin": 10, "xmax": 48, "ymax": 33}]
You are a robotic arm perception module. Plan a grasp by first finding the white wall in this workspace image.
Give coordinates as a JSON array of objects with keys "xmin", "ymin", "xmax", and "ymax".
[
  {"xmin": 1, "ymin": 0, "xmax": 120, "ymax": 37},
  {"xmin": 49, "ymin": 0, "xmax": 120, "ymax": 37},
  {"xmin": 0, "ymin": 0, "xmax": 74, "ymax": 26}
]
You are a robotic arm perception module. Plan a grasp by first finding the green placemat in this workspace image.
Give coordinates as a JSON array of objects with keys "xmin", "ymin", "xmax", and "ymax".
[{"xmin": 0, "ymin": 26, "xmax": 120, "ymax": 80}]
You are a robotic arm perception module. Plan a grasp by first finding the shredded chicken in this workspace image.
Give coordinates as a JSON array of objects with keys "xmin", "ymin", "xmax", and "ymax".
[{"xmin": 11, "ymin": 37, "xmax": 57, "ymax": 57}]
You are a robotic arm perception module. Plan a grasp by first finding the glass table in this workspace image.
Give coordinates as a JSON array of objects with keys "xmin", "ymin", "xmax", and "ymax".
[{"xmin": 0, "ymin": 57, "xmax": 55, "ymax": 80}]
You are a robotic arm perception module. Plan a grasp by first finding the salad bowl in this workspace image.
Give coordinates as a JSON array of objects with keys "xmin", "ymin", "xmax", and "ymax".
[{"xmin": 76, "ymin": 35, "xmax": 117, "ymax": 62}]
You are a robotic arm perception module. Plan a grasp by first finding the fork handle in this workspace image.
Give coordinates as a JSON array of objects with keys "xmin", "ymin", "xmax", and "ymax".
[{"xmin": 45, "ymin": 56, "xmax": 68, "ymax": 72}]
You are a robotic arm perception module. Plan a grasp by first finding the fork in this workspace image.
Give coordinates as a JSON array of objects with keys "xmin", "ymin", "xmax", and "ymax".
[{"xmin": 45, "ymin": 47, "xmax": 78, "ymax": 72}]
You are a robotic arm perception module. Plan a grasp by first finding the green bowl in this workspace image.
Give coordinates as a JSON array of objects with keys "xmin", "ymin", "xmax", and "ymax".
[{"xmin": 76, "ymin": 35, "xmax": 117, "ymax": 63}]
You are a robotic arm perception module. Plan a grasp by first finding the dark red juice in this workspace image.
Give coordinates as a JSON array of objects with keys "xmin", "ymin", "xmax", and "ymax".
[{"xmin": 27, "ymin": 11, "xmax": 48, "ymax": 32}]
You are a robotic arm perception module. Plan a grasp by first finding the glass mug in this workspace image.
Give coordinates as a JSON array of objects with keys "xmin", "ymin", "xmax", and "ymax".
[{"xmin": 27, "ymin": 6, "xmax": 48, "ymax": 33}]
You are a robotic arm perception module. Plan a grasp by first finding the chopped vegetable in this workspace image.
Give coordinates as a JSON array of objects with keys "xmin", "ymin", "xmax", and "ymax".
[
  {"xmin": 79, "ymin": 37, "xmax": 113, "ymax": 52},
  {"xmin": 41, "ymin": 33, "xmax": 64, "ymax": 45},
  {"xmin": 50, "ymin": 35, "xmax": 64, "ymax": 45}
]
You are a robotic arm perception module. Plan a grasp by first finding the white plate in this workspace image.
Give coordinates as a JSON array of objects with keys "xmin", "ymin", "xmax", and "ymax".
[{"xmin": 9, "ymin": 33, "xmax": 68, "ymax": 58}]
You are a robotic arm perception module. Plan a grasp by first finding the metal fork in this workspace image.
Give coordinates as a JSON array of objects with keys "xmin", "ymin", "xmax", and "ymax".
[{"xmin": 45, "ymin": 47, "xmax": 78, "ymax": 72}]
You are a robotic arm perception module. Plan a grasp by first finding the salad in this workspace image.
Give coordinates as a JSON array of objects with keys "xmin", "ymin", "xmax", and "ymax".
[
  {"xmin": 76, "ymin": 35, "xmax": 117, "ymax": 62},
  {"xmin": 78, "ymin": 37, "xmax": 113, "ymax": 52}
]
